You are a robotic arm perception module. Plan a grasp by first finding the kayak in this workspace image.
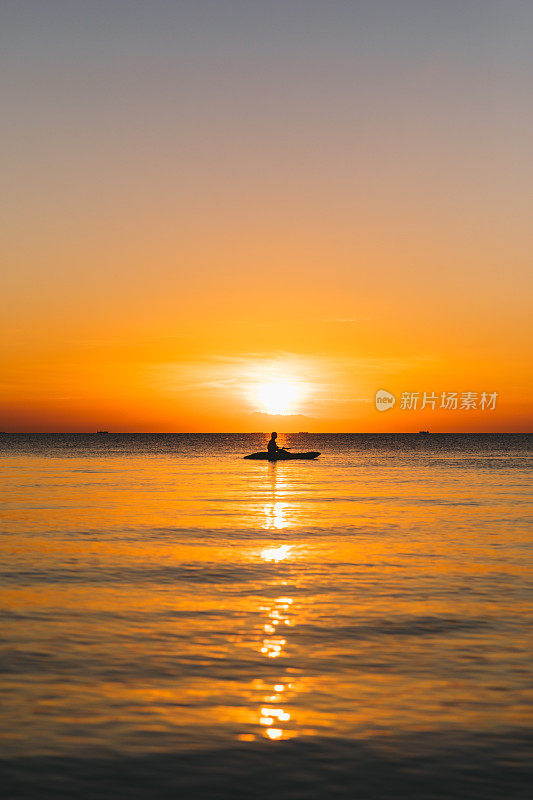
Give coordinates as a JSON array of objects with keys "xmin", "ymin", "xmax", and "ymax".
[{"xmin": 244, "ymin": 451, "xmax": 321, "ymax": 460}]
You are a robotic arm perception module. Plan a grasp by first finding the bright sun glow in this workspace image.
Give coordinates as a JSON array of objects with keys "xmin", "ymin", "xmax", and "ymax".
[{"xmin": 250, "ymin": 379, "xmax": 303, "ymax": 415}]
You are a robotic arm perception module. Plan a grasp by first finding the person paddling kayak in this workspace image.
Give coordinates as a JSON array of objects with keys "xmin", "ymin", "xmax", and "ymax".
[
  {"xmin": 244, "ymin": 432, "xmax": 320, "ymax": 460},
  {"xmin": 267, "ymin": 431, "xmax": 287, "ymax": 459}
]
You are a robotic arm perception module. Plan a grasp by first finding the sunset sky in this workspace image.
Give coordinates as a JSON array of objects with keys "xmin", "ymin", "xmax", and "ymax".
[{"xmin": 2, "ymin": 0, "xmax": 532, "ymax": 432}]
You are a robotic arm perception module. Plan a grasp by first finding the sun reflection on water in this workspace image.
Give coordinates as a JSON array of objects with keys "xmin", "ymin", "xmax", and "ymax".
[
  {"xmin": 256, "ymin": 467, "xmax": 298, "ymax": 740},
  {"xmin": 257, "ymin": 591, "xmax": 296, "ymax": 738},
  {"xmin": 260, "ymin": 544, "xmax": 292, "ymax": 562},
  {"xmin": 265, "ymin": 727, "xmax": 283, "ymax": 740},
  {"xmin": 262, "ymin": 501, "xmax": 290, "ymax": 530},
  {"xmin": 232, "ymin": 463, "xmax": 302, "ymax": 742}
]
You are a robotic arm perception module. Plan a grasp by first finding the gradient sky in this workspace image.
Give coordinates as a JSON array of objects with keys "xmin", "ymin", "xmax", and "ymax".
[{"xmin": 2, "ymin": 0, "xmax": 532, "ymax": 431}]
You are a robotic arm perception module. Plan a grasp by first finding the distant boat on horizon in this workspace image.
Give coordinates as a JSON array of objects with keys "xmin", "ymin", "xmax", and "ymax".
[{"xmin": 418, "ymin": 430, "xmax": 430, "ymax": 435}]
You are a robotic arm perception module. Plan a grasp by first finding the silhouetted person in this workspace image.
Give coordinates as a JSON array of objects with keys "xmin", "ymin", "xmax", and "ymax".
[
  {"xmin": 267, "ymin": 431, "xmax": 279, "ymax": 458},
  {"xmin": 267, "ymin": 431, "xmax": 287, "ymax": 459}
]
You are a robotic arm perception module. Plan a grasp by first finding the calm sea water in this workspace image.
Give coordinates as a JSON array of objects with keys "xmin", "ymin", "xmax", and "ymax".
[{"xmin": 1, "ymin": 433, "xmax": 532, "ymax": 799}]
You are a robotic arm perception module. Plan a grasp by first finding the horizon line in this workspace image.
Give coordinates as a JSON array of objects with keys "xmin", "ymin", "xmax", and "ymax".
[{"xmin": 1, "ymin": 431, "xmax": 531, "ymax": 436}]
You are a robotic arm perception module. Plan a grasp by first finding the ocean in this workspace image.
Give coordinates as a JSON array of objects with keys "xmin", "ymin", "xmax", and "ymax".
[{"xmin": 1, "ymin": 433, "xmax": 531, "ymax": 799}]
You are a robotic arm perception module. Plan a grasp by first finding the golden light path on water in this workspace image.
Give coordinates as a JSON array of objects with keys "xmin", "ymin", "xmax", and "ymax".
[{"xmin": 256, "ymin": 469, "xmax": 295, "ymax": 741}]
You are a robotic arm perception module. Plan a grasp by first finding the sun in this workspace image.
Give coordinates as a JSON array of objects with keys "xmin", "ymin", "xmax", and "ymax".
[
  {"xmin": 250, "ymin": 379, "xmax": 303, "ymax": 415},
  {"xmin": 243, "ymin": 359, "xmax": 313, "ymax": 416}
]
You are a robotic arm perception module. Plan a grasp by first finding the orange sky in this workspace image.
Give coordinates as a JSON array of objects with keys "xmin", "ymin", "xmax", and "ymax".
[{"xmin": 2, "ymin": 1, "xmax": 532, "ymax": 432}]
